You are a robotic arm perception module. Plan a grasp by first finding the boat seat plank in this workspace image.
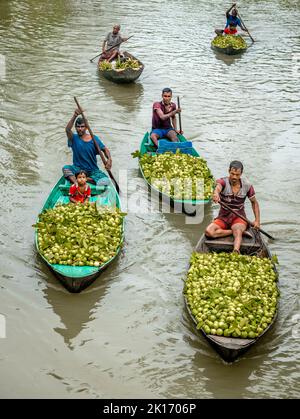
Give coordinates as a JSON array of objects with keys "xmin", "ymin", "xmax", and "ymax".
[{"xmin": 204, "ymin": 239, "xmax": 261, "ymax": 249}]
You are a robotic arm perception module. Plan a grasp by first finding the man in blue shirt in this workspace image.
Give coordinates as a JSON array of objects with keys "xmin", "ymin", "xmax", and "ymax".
[
  {"xmin": 215, "ymin": 3, "xmax": 247, "ymax": 35},
  {"xmin": 63, "ymin": 109, "xmax": 112, "ymax": 185},
  {"xmin": 226, "ymin": 4, "xmax": 243, "ymax": 29}
]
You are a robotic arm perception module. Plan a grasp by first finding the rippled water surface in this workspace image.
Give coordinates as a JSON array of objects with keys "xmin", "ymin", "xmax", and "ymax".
[{"xmin": 0, "ymin": 0, "xmax": 300, "ymax": 398}]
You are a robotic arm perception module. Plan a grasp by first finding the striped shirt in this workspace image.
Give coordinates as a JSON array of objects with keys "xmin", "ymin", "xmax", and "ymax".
[{"xmin": 217, "ymin": 176, "xmax": 255, "ymax": 222}]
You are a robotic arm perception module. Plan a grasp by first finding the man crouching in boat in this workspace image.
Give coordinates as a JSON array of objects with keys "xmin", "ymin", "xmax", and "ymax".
[
  {"xmin": 205, "ymin": 161, "xmax": 260, "ymax": 254},
  {"xmin": 150, "ymin": 87, "xmax": 182, "ymax": 148},
  {"xmin": 99, "ymin": 24, "xmax": 128, "ymax": 63},
  {"xmin": 63, "ymin": 109, "xmax": 112, "ymax": 186},
  {"xmin": 215, "ymin": 3, "xmax": 247, "ymax": 35}
]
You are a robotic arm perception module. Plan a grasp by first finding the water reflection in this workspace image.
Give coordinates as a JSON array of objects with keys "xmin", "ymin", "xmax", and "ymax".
[
  {"xmin": 181, "ymin": 308, "xmax": 253, "ymax": 397},
  {"xmin": 182, "ymin": 294, "xmax": 284, "ymax": 398},
  {"xmin": 34, "ymin": 254, "xmax": 111, "ymax": 348},
  {"xmin": 212, "ymin": 50, "xmax": 245, "ymax": 67},
  {"xmin": 98, "ymin": 72, "xmax": 144, "ymax": 112},
  {"xmin": 164, "ymin": 204, "xmax": 214, "ymax": 243},
  {"xmin": 1, "ymin": 0, "xmax": 300, "ymax": 399},
  {"xmin": 193, "ymin": 348, "xmax": 255, "ymax": 398},
  {"xmin": 192, "ymin": 324, "xmax": 284, "ymax": 398},
  {"xmin": 42, "ymin": 279, "xmax": 109, "ymax": 348}
]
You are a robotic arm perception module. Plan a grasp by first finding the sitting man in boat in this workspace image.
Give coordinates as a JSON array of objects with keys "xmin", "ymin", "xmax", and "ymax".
[
  {"xmin": 150, "ymin": 87, "xmax": 182, "ymax": 148},
  {"xmin": 224, "ymin": 21, "xmax": 239, "ymax": 35},
  {"xmin": 215, "ymin": 3, "xmax": 247, "ymax": 35},
  {"xmin": 99, "ymin": 24, "xmax": 128, "ymax": 63},
  {"xmin": 205, "ymin": 160, "xmax": 260, "ymax": 254},
  {"xmin": 63, "ymin": 109, "xmax": 112, "ymax": 186}
]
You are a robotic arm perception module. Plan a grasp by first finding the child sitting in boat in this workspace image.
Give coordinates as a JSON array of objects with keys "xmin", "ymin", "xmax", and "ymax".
[{"xmin": 69, "ymin": 171, "xmax": 91, "ymax": 204}]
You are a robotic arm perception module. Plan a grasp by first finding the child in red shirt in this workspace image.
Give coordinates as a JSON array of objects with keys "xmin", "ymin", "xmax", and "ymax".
[{"xmin": 69, "ymin": 170, "xmax": 91, "ymax": 204}]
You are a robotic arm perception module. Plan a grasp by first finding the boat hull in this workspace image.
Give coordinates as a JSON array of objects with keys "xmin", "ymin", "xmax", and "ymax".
[
  {"xmin": 49, "ymin": 263, "xmax": 110, "ymax": 293},
  {"xmin": 99, "ymin": 52, "xmax": 144, "ymax": 83},
  {"xmin": 184, "ymin": 230, "xmax": 279, "ymax": 362},
  {"xmin": 211, "ymin": 43, "xmax": 247, "ymax": 55},
  {"xmin": 138, "ymin": 132, "xmax": 212, "ymax": 215},
  {"xmin": 35, "ymin": 176, "xmax": 124, "ymax": 292}
]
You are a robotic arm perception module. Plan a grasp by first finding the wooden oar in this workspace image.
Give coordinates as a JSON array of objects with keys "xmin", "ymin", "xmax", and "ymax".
[
  {"xmin": 177, "ymin": 96, "xmax": 182, "ymax": 133},
  {"xmin": 73, "ymin": 97, "xmax": 120, "ymax": 194},
  {"xmin": 236, "ymin": 10, "xmax": 255, "ymax": 42},
  {"xmin": 219, "ymin": 200, "xmax": 275, "ymax": 240},
  {"xmin": 90, "ymin": 35, "xmax": 134, "ymax": 62}
]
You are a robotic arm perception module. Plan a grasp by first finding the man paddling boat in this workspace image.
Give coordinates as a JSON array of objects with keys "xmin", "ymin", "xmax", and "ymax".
[
  {"xmin": 63, "ymin": 109, "xmax": 112, "ymax": 185},
  {"xmin": 215, "ymin": 3, "xmax": 247, "ymax": 35},
  {"xmin": 205, "ymin": 161, "xmax": 260, "ymax": 254},
  {"xmin": 150, "ymin": 87, "xmax": 182, "ymax": 148},
  {"xmin": 99, "ymin": 24, "xmax": 128, "ymax": 63}
]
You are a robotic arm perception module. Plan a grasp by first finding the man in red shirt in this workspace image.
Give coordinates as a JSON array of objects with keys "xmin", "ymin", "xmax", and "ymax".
[
  {"xmin": 150, "ymin": 88, "xmax": 182, "ymax": 148},
  {"xmin": 205, "ymin": 161, "xmax": 260, "ymax": 253}
]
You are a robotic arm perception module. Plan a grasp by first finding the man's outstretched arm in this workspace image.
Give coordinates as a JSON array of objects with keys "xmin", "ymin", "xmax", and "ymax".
[
  {"xmin": 66, "ymin": 109, "xmax": 80, "ymax": 141},
  {"xmin": 226, "ymin": 3, "xmax": 236, "ymax": 17}
]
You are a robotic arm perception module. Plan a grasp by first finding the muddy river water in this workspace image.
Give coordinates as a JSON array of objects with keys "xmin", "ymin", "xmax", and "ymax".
[{"xmin": 0, "ymin": 0, "xmax": 299, "ymax": 398}]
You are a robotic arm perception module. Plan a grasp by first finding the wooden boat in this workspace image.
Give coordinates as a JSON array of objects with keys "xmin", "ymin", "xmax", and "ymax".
[
  {"xmin": 184, "ymin": 228, "xmax": 279, "ymax": 362},
  {"xmin": 34, "ymin": 176, "xmax": 124, "ymax": 293},
  {"xmin": 99, "ymin": 51, "xmax": 144, "ymax": 83},
  {"xmin": 138, "ymin": 132, "xmax": 212, "ymax": 215},
  {"xmin": 211, "ymin": 36, "xmax": 247, "ymax": 55}
]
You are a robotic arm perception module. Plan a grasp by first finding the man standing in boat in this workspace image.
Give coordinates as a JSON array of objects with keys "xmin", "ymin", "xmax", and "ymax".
[
  {"xmin": 150, "ymin": 87, "xmax": 182, "ymax": 148},
  {"xmin": 205, "ymin": 161, "xmax": 260, "ymax": 253},
  {"xmin": 63, "ymin": 109, "xmax": 112, "ymax": 185},
  {"xmin": 215, "ymin": 3, "xmax": 247, "ymax": 35},
  {"xmin": 100, "ymin": 24, "xmax": 128, "ymax": 62}
]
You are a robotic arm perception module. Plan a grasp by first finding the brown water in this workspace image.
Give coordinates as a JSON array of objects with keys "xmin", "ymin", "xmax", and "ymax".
[{"xmin": 0, "ymin": 0, "xmax": 300, "ymax": 398}]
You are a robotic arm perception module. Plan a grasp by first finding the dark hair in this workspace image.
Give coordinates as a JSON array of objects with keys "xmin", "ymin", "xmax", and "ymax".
[
  {"xmin": 229, "ymin": 160, "xmax": 244, "ymax": 173},
  {"xmin": 75, "ymin": 170, "xmax": 88, "ymax": 178},
  {"xmin": 162, "ymin": 87, "xmax": 172, "ymax": 94},
  {"xmin": 75, "ymin": 117, "xmax": 85, "ymax": 127}
]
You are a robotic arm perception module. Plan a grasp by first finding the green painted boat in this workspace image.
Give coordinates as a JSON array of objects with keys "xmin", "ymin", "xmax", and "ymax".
[
  {"xmin": 35, "ymin": 176, "xmax": 124, "ymax": 293},
  {"xmin": 138, "ymin": 132, "xmax": 212, "ymax": 214},
  {"xmin": 184, "ymin": 229, "xmax": 279, "ymax": 362}
]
